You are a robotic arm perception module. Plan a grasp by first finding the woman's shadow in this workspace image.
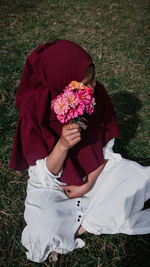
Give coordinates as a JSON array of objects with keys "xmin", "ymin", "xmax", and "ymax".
[
  {"xmin": 110, "ymin": 91, "xmax": 150, "ymax": 166},
  {"xmin": 109, "ymin": 91, "xmax": 150, "ymax": 266}
]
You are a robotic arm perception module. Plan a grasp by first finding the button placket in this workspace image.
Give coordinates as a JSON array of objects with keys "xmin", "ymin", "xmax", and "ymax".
[
  {"xmin": 76, "ymin": 198, "xmax": 82, "ymax": 223},
  {"xmin": 76, "ymin": 199, "xmax": 81, "ymax": 208},
  {"xmin": 77, "ymin": 214, "xmax": 82, "ymax": 222},
  {"xmin": 77, "ymin": 200, "xmax": 81, "ymax": 207}
]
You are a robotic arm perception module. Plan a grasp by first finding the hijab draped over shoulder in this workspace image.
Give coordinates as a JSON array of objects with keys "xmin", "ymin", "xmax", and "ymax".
[{"xmin": 9, "ymin": 40, "xmax": 119, "ymax": 185}]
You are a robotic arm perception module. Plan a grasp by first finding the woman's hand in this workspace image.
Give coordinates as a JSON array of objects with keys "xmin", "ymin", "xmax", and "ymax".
[
  {"xmin": 60, "ymin": 160, "xmax": 108, "ymax": 199},
  {"xmin": 60, "ymin": 183, "xmax": 91, "ymax": 199},
  {"xmin": 46, "ymin": 123, "xmax": 81, "ymax": 175},
  {"xmin": 58, "ymin": 123, "xmax": 81, "ymax": 151}
]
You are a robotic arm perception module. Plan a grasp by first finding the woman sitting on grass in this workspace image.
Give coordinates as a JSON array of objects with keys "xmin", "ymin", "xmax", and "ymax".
[{"xmin": 10, "ymin": 40, "xmax": 150, "ymax": 263}]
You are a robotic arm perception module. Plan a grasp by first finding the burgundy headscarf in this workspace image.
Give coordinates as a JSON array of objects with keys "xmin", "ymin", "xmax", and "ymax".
[{"xmin": 10, "ymin": 40, "xmax": 119, "ymax": 185}]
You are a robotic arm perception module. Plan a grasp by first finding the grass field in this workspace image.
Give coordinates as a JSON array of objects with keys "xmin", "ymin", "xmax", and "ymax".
[{"xmin": 0, "ymin": 0, "xmax": 150, "ymax": 266}]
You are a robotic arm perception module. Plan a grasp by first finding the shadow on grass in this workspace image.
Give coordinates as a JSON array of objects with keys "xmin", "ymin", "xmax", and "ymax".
[
  {"xmin": 117, "ymin": 184, "xmax": 150, "ymax": 267},
  {"xmin": 109, "ymin": 91, "xmax": 150, "ymax": 266},
  {"xmin": 110, "ymin": 91, "xmax": 150, "ymax": 165},
  {"xmin": 116, "ymin": 234, "xmax": 150, "ymax": 267}
]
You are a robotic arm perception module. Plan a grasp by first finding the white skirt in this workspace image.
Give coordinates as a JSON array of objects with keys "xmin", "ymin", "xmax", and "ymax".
[{"xmin": 21, "ymin": 139, "xmax": 150, "ymax": 263}]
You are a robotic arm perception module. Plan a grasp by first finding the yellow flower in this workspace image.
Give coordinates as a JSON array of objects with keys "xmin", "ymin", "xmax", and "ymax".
[{"xmin": 70, "ymin": 81, "xmax": 84, "ymax": 90}]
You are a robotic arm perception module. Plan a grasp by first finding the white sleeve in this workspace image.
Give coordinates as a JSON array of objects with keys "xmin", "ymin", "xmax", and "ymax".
[
  {"xmin": 103, "ymin": 138, "xmax": 122, "ymax": 161},
  {"xmin": 28, "ymin": 157, "xmax": 63, "ymax": 187}
]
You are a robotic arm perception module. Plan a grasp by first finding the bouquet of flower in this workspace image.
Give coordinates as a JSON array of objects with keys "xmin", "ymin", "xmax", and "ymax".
[{"xmin": 51, "ymin": 81, "xmax": 96, "ymax": 129}]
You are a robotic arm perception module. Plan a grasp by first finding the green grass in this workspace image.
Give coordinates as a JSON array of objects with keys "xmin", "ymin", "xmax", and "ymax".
[{"xmin": 0, "ymin": 0, "xmax": 150, "ymax": 266}]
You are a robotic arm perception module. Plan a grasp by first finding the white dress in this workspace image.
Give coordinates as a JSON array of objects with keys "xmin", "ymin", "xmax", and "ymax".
[{"xmin": 21, "ymin": 139, "xmax": 150, "ymax": 263}]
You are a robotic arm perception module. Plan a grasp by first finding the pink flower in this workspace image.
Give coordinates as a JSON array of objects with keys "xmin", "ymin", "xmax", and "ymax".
[
  {"xmin": 67, "ymin": 108, "xmax": 79, "ymax": 120},
  {"xmin": 51, "ymin": 95, "xmax": 69, "ymax": 116},
  {"xmin": 78, "ymin": 90, "xmax": 92, "ymax": 105},
  {"xmin": 77, "ymin": 103, "xmax": 85, "ymax": 116},
  {"xmin": 86, "ymin": 97, "xmax": 95, "ymax": 114},
  {"xmin": 63, "ymin": 90, "xmax": 80, "ymax": 109},
  {"xmin": 51, "ymin": 80, "xmax": 96, "ymax": 125},
  {"xmin": 84, "ymin": 86, "xmax": 94, "ymax": 95},
  {"xmin": 57, "ymin": 114, "xmax": 66, "ymax": 123}
]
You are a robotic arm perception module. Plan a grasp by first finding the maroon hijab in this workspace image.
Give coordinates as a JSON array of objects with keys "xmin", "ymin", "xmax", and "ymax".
[{"xmin": 9, "ymin": 40, "xmax": 119, "ymax": 185}]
